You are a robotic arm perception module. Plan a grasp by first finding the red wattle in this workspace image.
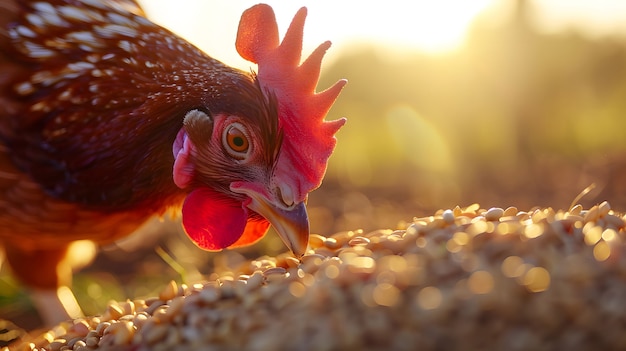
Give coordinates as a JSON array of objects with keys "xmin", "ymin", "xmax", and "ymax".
[
  {"xmin": 231, "ymin": 218, "xmax": 271, "ymax": 248},
  {"xmin": 181, "ymin": 188, "xmax": 247, "ymax": 250}
]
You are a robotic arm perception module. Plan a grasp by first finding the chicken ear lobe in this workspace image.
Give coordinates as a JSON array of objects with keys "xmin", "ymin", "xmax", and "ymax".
[{"xmin": 172, "ymin": 110, "xmax": 213, "ymax": 189}]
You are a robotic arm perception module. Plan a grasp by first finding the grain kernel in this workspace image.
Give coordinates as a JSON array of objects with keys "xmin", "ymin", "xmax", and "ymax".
[
  {"xmin": 598, "ymin": 201, "xmax": 611, "ymax": 217},
  {"xmin": 323, "ymin": 237, "xmax": 340, "ymax": 249},
  {"xmin": 484, "ymin": 207, "xmax": 504, "ymax": 221},
  {"xmin": 283, "ymin": 256, "xmax": 301, "ymax": 268},
  {"xmin": 263, "ymin": 267, "xmax": 288, "ymax": 283},
  {"xmin": 308, "ymin": 234, "xmax": 326, "ymax": 248},
  {"xmin": 95, "ymin": 322, "xmax": 110, "ymax": 336},
  {"xmin": 301, "ymin": 253, "xmax": 325, "ymax": 265},
  {"xmin": 109, "ymin": 321, "xmax": 134, "ymax": 345},
  {"xmin": 569, "ymin": 204, "xmax": 583, "ymax": 215},
  {"xmin": 119, "ymin": 300, "xmax": 135, "ymax": 315},
  {"xmin": 159, "ymin": 280, "xmax": 178, "ymax": 301},
  {"xmin": 66, "ymin": 337, "xmax": 82, "ymax": 349},
  {"xmin": 584, "ymin": 205, "xmax": 599, "ymax": 222},
  {"xmin": 199, "ymin": 285, "xmax": 220, "ymax": 303},
  {"xmin": 144, "ymin": 299, "xmax": 166, "ymax": 315},
  {"xmin": 71, "ymin": 340, "xmax": 86, "ymax": 350},
  {"xmin": 263, "ymin": 266, "xmax": 287, "ymax": 276},
  {"xmin": 245, "ymin": 272, "xmax": 264, "ymax": 290},
  {"xmin": 348, "ymin": 236, "xmax": 370, "ymax": 246},
  {"xmin": 104, "ymin": 303, "xmax": 124, "ymax": 321},
  {"xmin": 503, "ymin": 206, "xmax": 518, "ymax": 217},
  {"xmin": 48, "ymin": 340, "xmax": 66, "ymax": 351},
  {"xmin": 158, "ymin": 296, "xmax": 185, "ymax": 323},
  {"xmin": 452, "ymin": 205, "xmax": 463, "ymax": 216},
  {"xmin": 442, "ymin": 209, "xmax": 455, "ymax": 224},
  {"xmin": 463, "ymin": 203, "xmax": 480, "ymax": 214},
  {"xmin": 85, "ymin": 336, "xmax": 99, "ymax": 348}
]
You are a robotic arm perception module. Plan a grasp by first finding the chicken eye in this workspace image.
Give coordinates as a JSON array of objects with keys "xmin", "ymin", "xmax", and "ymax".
[{"xmin": 222, "ymin": 123, "xmax": 250, "ymax": 160}]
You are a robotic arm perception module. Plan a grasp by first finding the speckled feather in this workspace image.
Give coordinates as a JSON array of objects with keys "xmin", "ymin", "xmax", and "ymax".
[
  {"xmin": 0, "ymin": 0, "xmax": 275, "ymax": 210},
  {"xmin": 0, "ymin": 0, "xmax": 276, "ymax": 250}
]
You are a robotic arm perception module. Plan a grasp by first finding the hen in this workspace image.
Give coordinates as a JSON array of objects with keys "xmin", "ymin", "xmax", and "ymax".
[{"xmin": 0, "ymin": 0, "xmax": 345, "ymax": 325}]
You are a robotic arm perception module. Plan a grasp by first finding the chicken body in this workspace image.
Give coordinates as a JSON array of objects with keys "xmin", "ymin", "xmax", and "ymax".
[
  {"xmin": 0, "ymin": 1, "xmax": 246, "ymax": 323},
  {"xmin": 0, "ymin": 0, "xmax": 346, "ymax": 325}
]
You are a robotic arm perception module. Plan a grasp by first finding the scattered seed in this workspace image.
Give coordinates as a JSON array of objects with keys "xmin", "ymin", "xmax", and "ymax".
[
  {"xmin": 199, "ymin": 284, "xmax": 220, "ymax": 304},
  {"xmin": 94, "ymin": 322, "xmax": 110, "ymax": 336},
  {"xmin": 85, "ymin": 336, "xmax": 98, "ymax": 348},
  {"xmin": 103, "ymin": 303, "xmax": 124, "ymax": 321},
  {"xmin": 159, "ymin": 280, "xmax": 178, "ymax": 301},
  {"xmin": 308, "ymin": 234, "xmax": 326, "ymax": 248},
  {"xmin": 15, "ymin": 202, "xmax": 626, "ymax": 351},
  {"xmin": 484, "ymin": 207, "xmax": 504, "ymax": 221},
  {"xmin": 245, "ymin": 272, "xmax": 264, "ymax": 290},
  {"xmin": 263, "ymin": 266, "xmax": 287, "ymax": 276},
  {"xmin": 503, "ymin": 206, "xmax": 519, "ymax": 217},
  {"xmin": 143, "ymin": 299, "xmax": 165, "ymax": 316},
  {"xmin": 442, "ymin": 209, "xmax": 455, "ymax": 224},
  {"xmin": 143, "ymin": 323, "xmax": 168, "ymax": 345},
  {"xmin": 569, "ymin": 204, "xmax": 583, "ymax": 215},
  {"xmin": 323, "ymin": 237, "xmax": 340, "ymax": 249},
  {"xmin": 348, "ymin": 236, "xmax": 370, "ymax": 246},
  {"xmin": 598, "ymin": 201, "xmax": 611, "ymax": 217},
  {"xmin": 71, "ymin": 339, "xmax": 86, "ymax": 350}
]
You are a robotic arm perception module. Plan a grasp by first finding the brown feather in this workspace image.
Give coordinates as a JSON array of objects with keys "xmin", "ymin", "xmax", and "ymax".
[
  {"xmin": 0, "ymin": 0, "xmax": 262, "ymax": 210},
  {"xmin": 0, "ymin": 0, "xmax": 276, "ymax": 295}
]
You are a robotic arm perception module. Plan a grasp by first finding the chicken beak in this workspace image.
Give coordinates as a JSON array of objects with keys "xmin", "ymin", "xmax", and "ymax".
[
  {"xmin": 253, "ymin": 200, "xmax": 309, "ymax": 258},
  {"xmin": 231, "ymin": 182, "xmax": 309, "ymax": 257}
]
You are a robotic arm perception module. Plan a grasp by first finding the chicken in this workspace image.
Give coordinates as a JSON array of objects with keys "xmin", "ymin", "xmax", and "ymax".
[{"xmin": 0, "ymin": 0, "xmax": 346, "ymax": 325}]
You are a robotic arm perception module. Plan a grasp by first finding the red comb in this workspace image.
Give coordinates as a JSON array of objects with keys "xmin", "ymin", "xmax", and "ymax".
[{"xmin": 236, "ymin": 4, "xmax": 346, "ymax": 199}]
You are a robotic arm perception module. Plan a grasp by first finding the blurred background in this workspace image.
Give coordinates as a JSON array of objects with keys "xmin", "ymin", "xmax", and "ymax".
[{"xmin": 3, "ymin": 0, "xmax": 626, "ymax": 332}]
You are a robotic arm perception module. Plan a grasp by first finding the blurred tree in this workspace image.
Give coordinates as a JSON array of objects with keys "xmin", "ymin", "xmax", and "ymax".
[{"xmin": 310, "ymin": 0, "xmax": 626, "ymax": 234}]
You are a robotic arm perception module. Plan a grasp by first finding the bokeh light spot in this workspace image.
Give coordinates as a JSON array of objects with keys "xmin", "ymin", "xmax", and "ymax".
[
  {"xmin": 468, "ymin": 270, "xmax": 494, "ymax": 294},
  {"xmin": 501, "ymin": 256, "xmax": 525, "ymax": 278},
  {"xmin": 373, "ymin": 283, "xmax": 401, "ymax": 307},
  {"xmin": 87, "ymin": 282, "xmax": 103, "ymax": 300},
  {"xmin": 324, "ymin": 264, "xmax": 340, "ymax": 279},
  {"xmin": 385, "ymin": 105, "xmax": 454, "ymax": 173},
  {"xmin": 584, "ymin": 225, "xmax": 603, "ymax": 246},
  {"xmin": 601, "ymin": 229, "xmax": 617, "ymax": 242},
  {"xmin": 523, "ymin": 267, "xmax": 551, "ymax": 292},
  {"xmin": 417, "ymin": 286, "xmax": 443, "ymax": 310},
  {"xmin": 288, "ymin": 282, "xmax": 306, "ymax": 298},
  {"xmin": 524, "ymin": 223, "xmax": 544, "ymax": 238},
  {"xmin": 593, "ymin": 241, "xmax": 611, "ymax": 262}
]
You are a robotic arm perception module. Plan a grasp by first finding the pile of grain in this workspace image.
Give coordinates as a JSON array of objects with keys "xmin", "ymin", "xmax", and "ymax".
[{"xmin": 7, "ymin": 202, "xmax": 626, "ymax": 351}]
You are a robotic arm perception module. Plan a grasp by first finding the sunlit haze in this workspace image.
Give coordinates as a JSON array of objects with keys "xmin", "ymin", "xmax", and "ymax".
[
  {"xmin": 139, "ymin": 0, "xmax": 492, "ymax": 69},
  {"xmin": 139, "ymin": 0, "xmax": 626, "ymax": 69}
]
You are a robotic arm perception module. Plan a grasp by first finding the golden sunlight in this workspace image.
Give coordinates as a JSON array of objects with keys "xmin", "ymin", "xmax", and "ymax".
[{"xmin": 139, "ymin": 0, "xmax": 493, "ymax": 68}]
